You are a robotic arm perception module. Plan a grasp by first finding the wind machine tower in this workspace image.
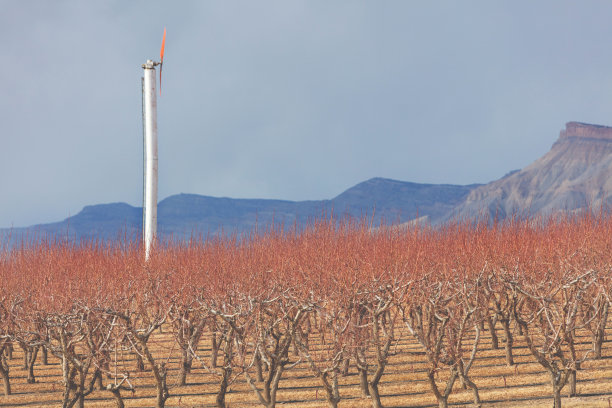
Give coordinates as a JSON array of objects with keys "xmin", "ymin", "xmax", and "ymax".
[{"xmin": 142, "ymin": 28, "xmax": 166, "ymax": 260}]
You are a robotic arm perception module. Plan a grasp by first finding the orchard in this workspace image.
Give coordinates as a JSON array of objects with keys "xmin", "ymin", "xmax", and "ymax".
[{"xmin": 1, "ymin": 213, "xmax": 612, "ymax": 408}]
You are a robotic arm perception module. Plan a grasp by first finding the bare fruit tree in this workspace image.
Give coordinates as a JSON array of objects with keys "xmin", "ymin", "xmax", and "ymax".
[
  {"xmin": 511, "ymin": 270, "xmax": 596, "ymax": 408},
  {"xmin": 294, "ymin": 294, "xmax": 350, "ymax": 408},
  {"xmin": 242, "ymin": 288, "xmax": 310, "ymax": 408},
  {"xmin": 106, "ymin": 274, "xmax": 172, "ymax": 408},
  {"xmin": 401, "ymin": 276, "xmax": 483, "ymax": 408}
]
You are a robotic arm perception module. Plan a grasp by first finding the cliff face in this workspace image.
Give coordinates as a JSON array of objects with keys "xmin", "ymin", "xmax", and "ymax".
[
  {"xmin": 559, "ymin": 121, "xmax": 612, "ymax": 141},
  {"xmin": 447, "ymin": 122, "xmax": 612, "ymax": 221}
]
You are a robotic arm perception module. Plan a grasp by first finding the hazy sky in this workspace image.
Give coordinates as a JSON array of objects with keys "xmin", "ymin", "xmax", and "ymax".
[{"xmin": 3, "ymin": 1, "xmax": 612, "ymax": 228}]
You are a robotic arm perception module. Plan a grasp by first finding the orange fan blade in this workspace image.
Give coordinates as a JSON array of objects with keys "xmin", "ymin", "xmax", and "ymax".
[
  {"xmin": 159, "ymin": 28, "xmax": 166, "ymax": 96},
  {"xmin": 160, "ymin": 27, "xmax": 166, "ymax": 64}
]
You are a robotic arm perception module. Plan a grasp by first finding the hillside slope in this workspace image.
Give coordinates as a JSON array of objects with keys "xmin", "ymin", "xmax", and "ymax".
[{"xmin": 448, "ymin": 122, "xmax": 612, "ymax": 221}]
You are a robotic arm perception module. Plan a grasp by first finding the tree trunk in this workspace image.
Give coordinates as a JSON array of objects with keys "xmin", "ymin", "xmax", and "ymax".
[
  {"xmin": 594, "ymin": 335, "xmax": 604, "ymax": 359},
  {"xmin": 460, "ymin": 372, "xmax": 481, "ymax": 407},
  {"xmin": 21, "ymin": 344, "xmax": 28, "ymax": 369},
  {"xmin": 548, "ymin": 370, "xmax": 568, "ymax": 408},
  {"xmin": 326, "ymin": 399, "xmax": 339, "ymax": 408},
  {"xmin": 358, "ymin": 367, "xmax": 370, "ymax": 397},
  {"xmin": 500, "ymin": 319, "xmax": 514, "ymax": 366},
  {"xmin": 77, "ymin": 371, "xmax": 86, "ymax": 408},
  {"xmin": 216, "ymin": 327, "xmax": 234, "ymax": 408},
  {"xmin": 325, "ymin": 391, "xmax": 340, "ymax": 408},
  {"xmin": 317, "ymin": 373, "xmax": 340, "ymax": 408},
  {"xmin": 136, "ymin": 334, "xmax": 168, "ymax": 408},
  {"xmin": 553, "ymin": 385, "xmax": 562, "ymax": 408},
  {"xmin": 427, "ymin": 367, "xmax": 458, "ymax": 408},
  {"xmin": 27, "ymin": 347, "xmax": 39, "ymax": 383},
  {"xmin": 108, "ymin": 387, "xmax": 125, "ymax": 408},
  {"xmin": 134, "ymin": 351, "xmax": 145, "ymax": 371},
  {"xmin": 341, "ymin": 358, "xmax": 350, "ymax": 375},
  {"xmin": 61, "ymin": 367, "xmax": 77, "ymax": 408},
  {"xmin": 593, "ymin": 301, "xmax": 608, "ymax": 359},
  {"xmin": 156, "ymin": 372, "xmax": 169, "ymax": 408},
  {"xmin": 325, "ymin": 388, "xmax": 340, "ymax": 408},
  {"xmin": 41, "ymin": 346, "xmax": 48, "ymax": 365},
  {"xmin": 95, "ymin": 369, "xmax": 104, "ymax": 390},
  {"xmin": 0, "ymin": 356, "xmax": 10, "ymax": 396},
  {"xmin": 149, "ymin": 358, "xmax": 169, "ymax": 408},
  {"xmin": 368, "ymin": 381, "xmax": 383, "ymax": 408},
  {"xmin": 216, "ymin": 369, "xmax": 230, "ymax": 408},
  {"xmin": 487, "ymin": 315, "xmax": 499, "ymax": 350},
  {"xmin": 255, "ymin": 352, "xmax": 264, "ymax": 382},
  {"xmin": 568, "ymin": 370, "xmax": 576, "ymax": 397},
  {"xmin": 178, "ymin": 349, "xmax": 192, "ymax": 386},
  {"xmin": 291, "ymin": 337, "xmax": 299, "ymax": 356},
  {"xmin": 210, "ymin": 332, "xmax": 219, "ymax": 368}
]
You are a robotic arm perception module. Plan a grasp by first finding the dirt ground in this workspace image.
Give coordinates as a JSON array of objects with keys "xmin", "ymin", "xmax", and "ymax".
[{"xmin": 2, "ymin": 324, "xmax": 612, "ymax": 407}]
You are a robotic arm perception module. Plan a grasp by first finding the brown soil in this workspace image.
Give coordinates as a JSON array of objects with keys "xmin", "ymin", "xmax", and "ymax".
[{"xmin": 2, "ymin": 325, "xmax": 612, "ymax": 407}]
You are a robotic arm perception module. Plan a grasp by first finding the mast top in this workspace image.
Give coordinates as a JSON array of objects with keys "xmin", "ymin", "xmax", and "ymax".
[{"xmin": 142, "ymin": 60, "xmax": 160, "ymax": 69}]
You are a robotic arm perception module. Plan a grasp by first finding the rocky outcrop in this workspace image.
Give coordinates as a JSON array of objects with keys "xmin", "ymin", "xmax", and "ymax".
[
  {"xmin": 447, "ymin": 122, "xmax": 612, "ymax": 222},
  {"xmin": 559, "ymin": 121, "xmax": 612, "ymax": 142}
]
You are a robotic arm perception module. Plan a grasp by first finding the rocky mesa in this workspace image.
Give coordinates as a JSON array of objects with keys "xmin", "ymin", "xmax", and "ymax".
[{"xmin": 447, "ymin": 122, "xmax": 612, "ymax": 221}]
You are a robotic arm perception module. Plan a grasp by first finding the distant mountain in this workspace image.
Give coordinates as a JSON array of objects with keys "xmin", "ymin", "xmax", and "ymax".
[
  {"xmin": 331, "ymin": 178, "xmax": 480, "ymax": 223},
  {"xmin": 1, "ymin": 178, "xmax": 479, "ymax": 244},
  {"xmin": 157, "ymin": 178, "xmax": 479, "ymax": 238},
  {"xmin": 7, "ymin": 121, "xmax": 611, "ymax": 246},
  {"xmin": 448, "ymin": 122, "xmax": 612, "ymax": 221}
]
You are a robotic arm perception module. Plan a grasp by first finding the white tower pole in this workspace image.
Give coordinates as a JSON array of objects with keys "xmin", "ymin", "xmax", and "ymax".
[{"xmin": 142, "ymin": 59, "xmax": 159, "ymax": 261}]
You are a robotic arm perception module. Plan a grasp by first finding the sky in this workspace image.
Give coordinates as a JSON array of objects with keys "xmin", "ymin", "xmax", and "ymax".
[{"xmin": 3, "ymin": 1, "xmax": 612, "ymax": 228}]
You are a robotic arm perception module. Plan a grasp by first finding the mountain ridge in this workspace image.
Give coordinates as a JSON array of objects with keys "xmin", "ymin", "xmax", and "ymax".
[
  {"xmin": 1, "ymin": 177, "xmax": 479, "ymax": 243},
  {"xmin": 5, "ymin": 121, "xmax": 612, "ymax": 244}
]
